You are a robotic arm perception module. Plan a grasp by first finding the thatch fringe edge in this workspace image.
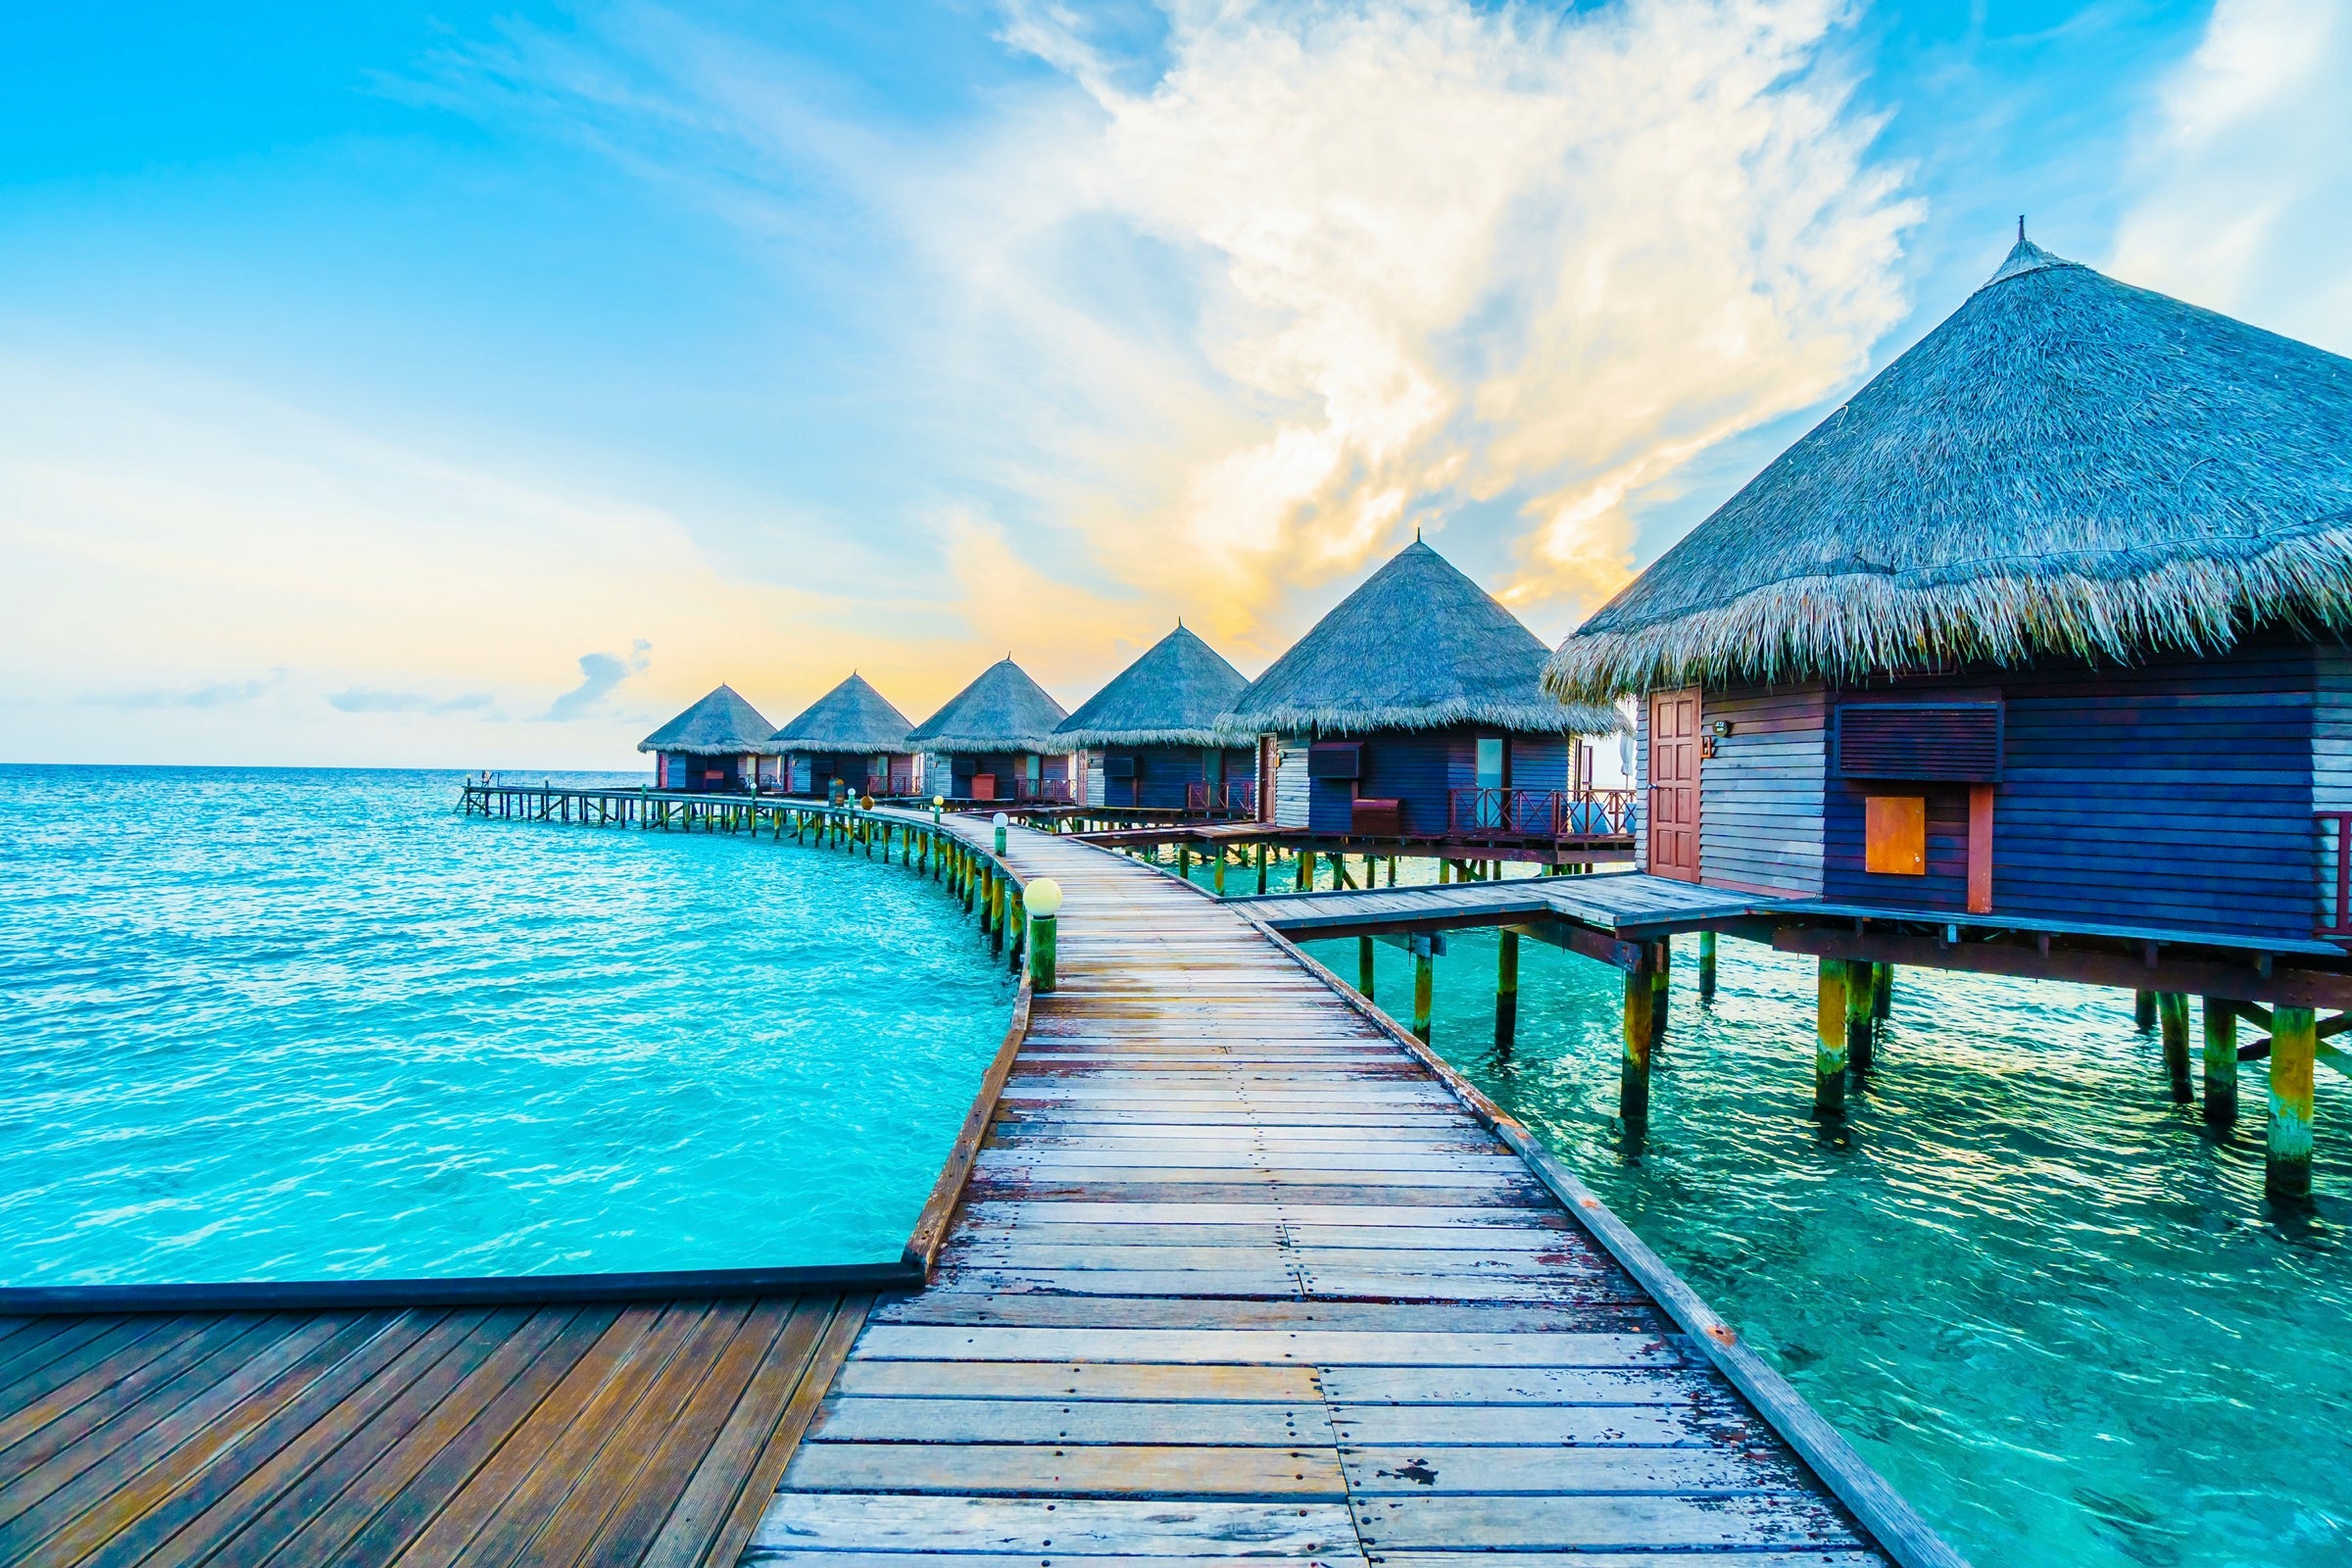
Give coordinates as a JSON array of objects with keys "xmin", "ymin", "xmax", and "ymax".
[
  {"xmin": 1053, "ymin": 726, "xmax": 1233, "ymax": 750},
  {"xmin": 913, "ymin": 735, "xmax": 1073, "ymax": 756},
  {"xmin": 1544, "ymin": 518, "xmax": 2352, "ymax": 700},
  {"xmin": 1221, "ymin": 696, "xmax": 1625, "ymax": 738}
]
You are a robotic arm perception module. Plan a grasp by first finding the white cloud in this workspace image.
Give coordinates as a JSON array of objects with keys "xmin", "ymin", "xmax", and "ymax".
[{"xmin": 2109, "ymin": 0, "xmax": 2352, "ymax": 353}]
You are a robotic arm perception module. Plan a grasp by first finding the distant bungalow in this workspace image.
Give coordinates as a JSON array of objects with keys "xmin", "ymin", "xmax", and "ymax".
[
  {"xmin": 906, "ymin": 658, "xmax": 1075, "ymax": 804},
  {"xmin": 638, "ymin": 684, "xmax": 774, "ymax": 793},
  {"xmin": 1223, "ymin": 539, "xmax": 1621, "ymax": 840},
  {"xmin": 1546, "ymin": 232, "xmax": 2352, "ymax": 947},
  {"xmin": 765, "ymin": 673, "xmax": 918, "ymax": 800},
  {"xmin": 1054, "ymin": 624, "xmax": 1256, "ymax": 814}
]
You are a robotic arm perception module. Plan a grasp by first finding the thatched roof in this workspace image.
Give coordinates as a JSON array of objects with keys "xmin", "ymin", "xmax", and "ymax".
[
  {"xmin": 906, "ymin": 658, "xmax": 1071, "ymax": 755},
  {"xmin": 1054, "ymin": 625, "xmax": 1250, "ymax": 748},
  {"xmin": 637, "ymin": 684, "xmax": 773, "ymax": 756},
  {"xmin": 1224, "ymin": 539, "xmax": 1622, "ymax": 736},
  {"xmin": 1546, "ymin": 234, "xmax": 2352, "ymax": 701},
  {"xmin": 765, "ymin": 672, "xmax": 913, "ymax": 755}
]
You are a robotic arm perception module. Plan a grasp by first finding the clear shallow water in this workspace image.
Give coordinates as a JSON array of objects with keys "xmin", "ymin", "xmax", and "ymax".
[
  {"xmin": 0, "ymin": 765, "xmax": 1013, "ymax": 1284},
  {"xmin": 1274, "ymin": 866, "xmax": 2352, "ymax": 1568}
]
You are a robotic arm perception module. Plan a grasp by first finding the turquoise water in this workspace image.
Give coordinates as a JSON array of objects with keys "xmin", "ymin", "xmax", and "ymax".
[
  {"xmin": 1266, "ymin": 862, "xmax": 2351, "ymax": 1568},
  {"xmin": 0, "ymin": 766, "xmax": 1013, "ymax": 1285}
]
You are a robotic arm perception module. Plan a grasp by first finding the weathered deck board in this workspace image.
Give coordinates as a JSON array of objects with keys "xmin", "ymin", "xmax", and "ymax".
[
  {"xmin": 753, "ymin": 823, "xmax": 1916, "ymax": 1568},
  {"xmin": 0, "ymin": 1294, "xmax": 868, "ymax": 1567}
]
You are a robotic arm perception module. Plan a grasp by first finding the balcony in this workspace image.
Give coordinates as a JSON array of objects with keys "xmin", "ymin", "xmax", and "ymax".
[{"xmin": 1446, "ymin": 787, "xmax": 1636, "ymax": 843}]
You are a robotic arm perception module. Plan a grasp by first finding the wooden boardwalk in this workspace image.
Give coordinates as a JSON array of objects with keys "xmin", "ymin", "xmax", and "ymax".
[
  {"xmin": 752, "ymin": 826, "xmax": 1952, "ymax": 1565},
  {"xmin": 0, "ymin": 1293, "xmax": 867, "ymax": 1567},
  {"xmin": 1236, "ymin": 871, "xmax": 1770, "ymax": 942}
]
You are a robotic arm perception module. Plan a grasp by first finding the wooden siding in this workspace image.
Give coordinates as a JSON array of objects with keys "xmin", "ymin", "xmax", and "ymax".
[
  {"xmin": 1274, "ymin": 743, "xmax": 1310, "ymax": 828},
  {"xmin": 1096, "ymin": 747, "xmax": 1254, "ymax": 810},
  {"xmin": 1302, "ymin": 730, "xmax": 1574, "ymax": 837},
  {"xmin": 2317, "ymin": 643, "xmax": 2352, "ymax": 813},
  {"xmin": 1699, "ymin": 686, "xmax": 1827, "ymax": 898},
  {"xmin": 1634, "ymin": 711, "xmax": 1649, "ymax": 873},
  {"xmin": 0, "ymin": 1293, "xmax": 867, "ymax": 1568}
]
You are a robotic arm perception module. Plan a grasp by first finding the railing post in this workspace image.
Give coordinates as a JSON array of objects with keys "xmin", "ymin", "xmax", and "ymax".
[{"xmin": 1026, "ymin": 878, "xmax": 1061, "ymax": 992}]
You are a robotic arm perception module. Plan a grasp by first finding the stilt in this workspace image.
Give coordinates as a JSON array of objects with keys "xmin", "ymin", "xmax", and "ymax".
[
  {"xmin": 1213, "ymin": 851, "xmax": 1227, "ymax": 897},
  {"xmin": 1815, "ymin": 957, "xmax": 1849, "ymax": 1117},
  {"xmin": 2268, "ymin": 1006, "xmax": 2317, "ymax": 1199},
  {"xmin": 1297, "ymin": 850, "xmax": 1314, "ymax": 892},
  {"xmin": 1494, "ymin": 930, "xmax": 1520, "ymax": 1052},
  {"xmin": 1411, "ymin": 938, "xmax": 1435, "ymax": 1044},
  {"xmin": 2158, "ymin": 992, "xmax": 2193, "ymax": 1103},
  {"xmin": 1650, "ymin": 940, "xmax": 1671, "ymax": 1042},
  {"xmin": 990, "ymin": 874, "xmax": 1006, "ymax": 958},
  {"xmin": 1621, "ymin": 949, "xmax": 1656, "ymax": 1139},
  {"xmin": 1843, "ymin": 956, "xmax": 1875, "ymax": 1073},
  {"xmin": 2202, "ymin": 997, "xmax": 2239, "ymax": 1129},
  {"xmin": 1439, "ymin": 859, "xmax": 1450, "ymax": 885},
  {"xmin": 1696, "ymin": 930, "xmax": 1717, "ymax": 1002},
  {"xmin": 1357, "ymin": 936, "xmax": 1375, "ymax": 1000},
  {"xmin": 1178, "ymin": 845, "xmax": 1192, "ymax": 882},
  {"xmin": 1871, "ymin": 961, "xmax": 1892, "ymax": 1023},
  {"xmin": 1255, "ymin": 842, "xmax": 1268, "ymax": 895},
  {"xmin": 2134, "ymin": 989, "xmax": 2156, "ymax": 1031}
]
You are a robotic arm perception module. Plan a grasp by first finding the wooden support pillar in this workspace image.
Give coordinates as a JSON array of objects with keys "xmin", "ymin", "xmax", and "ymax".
[
  {"xmin": 1438, "ymin": 858, "xmax": 1450, "ymax": 885},
  {"xmin": 1696, "ymin": 930, "xmax": 1717, "ymax": 1002},
  {"xmin": 1005, "ymin": 888, "xmax": 1024, "ymax": 969},
  {"xmin": 1494, "ymin": 930, "xmax": 1520, "ymax": 1052},
  {"xmin": 2134, "ymin": 989, "xmax": 2156, "ymax": 1032},
  {"xmin": 1621, "ymin": 949, "xmax": 1656, "ymax": 1137},
  {"xmin": 2158, "ymin": 992, "xmax": 2193, "ymax": 1103},
  {"xmin": 1178, "ymin": 845, "xmax": 1192, "ymax": 883},
  {"xmin": 1214, "ymin": 851, "xmax": 1227, "ymax": 898},
  {"xmin": 1649, "ymin": 941, "xmax": 1672, "ymax": 1043},
  {"xmin": 1815, "ymin": 957, "xmax": 1849, "ymax": 1118},
  {"xmin": 1846, "ymin": 957, "xmax": 1875, "ymax": 1073},
  {"xmin": 1357, "ymin": 936, "xmax": 1375, "ymax": 1001},
  {"xmin": 1297, "ymin": 850, "xmax": 1315, "ymax": 892},
  {"xmin": 2269, "ymin": 1006, "xmax": 2317, "ymax": 1200},
  {"xmin": 1871, "ymin": 961, "xmax": 1892, "ymax": 1023},
  {"xmin": 1255, "ymin": 842, "xmax": 1269, "ymax": 896},
  {"xmin": 1411, "ymin": 938, "xmax": 1435, "ymax": 1044},
  {"xmin": 2202, "ymin": 998, "xmax": 2239, "ymax": 1129},
  {"xmin": 990, "ymin": 873, "xmax": 1006, "ymax": 957}
]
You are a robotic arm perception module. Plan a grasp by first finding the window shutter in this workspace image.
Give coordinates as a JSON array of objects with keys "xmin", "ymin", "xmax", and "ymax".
[{"xmin": 1836, "ymin": 703, "xmax": 2003, "ymax": 783}]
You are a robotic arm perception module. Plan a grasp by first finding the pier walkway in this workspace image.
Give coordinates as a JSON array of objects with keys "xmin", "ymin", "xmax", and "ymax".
[{"xmin": 751, "ymin": 820, "xmax": 1954, "ymax": 1565}]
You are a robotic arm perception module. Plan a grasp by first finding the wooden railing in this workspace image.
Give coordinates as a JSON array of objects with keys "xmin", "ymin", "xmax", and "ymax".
[
  {"xmin": 1446, "ymin": 787, "xmax": 1637, "ymax": 841},
  {"xmin": 1183, "ymin": 781, "xmax": 1258, "ymax": 816},
  {"xmin": 2321, "ymin": 812, "xmax": 2352, "ymax": 936},
  {"xmin": 1008, "ymin": 776, "xmax": 1075, "ymax": 805}
]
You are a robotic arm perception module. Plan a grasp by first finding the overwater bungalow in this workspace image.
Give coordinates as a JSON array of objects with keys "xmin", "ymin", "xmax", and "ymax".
[
  {"xmin": 906, "ymin": 657, "xmax": 1076, "ymax": 804},
  {"xmin": 765, "ymin": 672, "xmax": 919, "ymax": 800},
  {"xmin": 1545, "ymin": 233, "xmax": 2352, "ymax": 1191},
  {"xmin": 1223, "ymin": 538, "xmax": 1623, "ymax": 845},
  {"xmin": 1054, "ymin": 624, "xmax": 1257, "ymax": 815},
  {"xmin": 638, "ymin": 683, "xmax": 774, "ymax": 792}
]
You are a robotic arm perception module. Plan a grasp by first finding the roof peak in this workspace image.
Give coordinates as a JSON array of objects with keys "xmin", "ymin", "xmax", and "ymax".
[{"xmin": 1980, "ymin": 231, "xmax": 2082, "ymax": 291}]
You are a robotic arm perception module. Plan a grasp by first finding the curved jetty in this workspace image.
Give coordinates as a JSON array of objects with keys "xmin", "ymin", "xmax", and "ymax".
[{"xmin": 754, "ymin": 812, "xmax": 1958, "ymax": 1567}]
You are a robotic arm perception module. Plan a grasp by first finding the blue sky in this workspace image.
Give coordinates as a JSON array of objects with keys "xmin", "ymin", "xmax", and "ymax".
[{"xmin": 4, "ymin": 0, "xmax": 2346, "ymax": 767}]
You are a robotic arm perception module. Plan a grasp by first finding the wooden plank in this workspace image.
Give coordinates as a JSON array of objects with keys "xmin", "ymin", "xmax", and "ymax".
[
  {"xmin": 1347, "ymin": 1492, "xmax": 1863, "ymax": 1551},
  {"xmin": 750, "ymin": 1493, "xmax": 1360, "ymax": 1554},
  {"xmin": 808, "ymin": 1396, "xmax": 1327, "ymax": 1446},
  {"xmin": 1317, "ymin": 1365, "xmax": 1726, "ymax": 1406},
  {"xmin": 784, "ymin": 1443, "xmax": 1346, "ymax": 1498},
  {"xmin": 690, "ymin": 1295, "xmax": 872, "ymax": 1568},
  {"xmin": 827, "ymin": 1361, "xmax": 1320, "ymax": 1403},
  {"xmin": 852, "ymin": 1327, "xmax": 1689, "ymax": 1367},
  {"xmin": 871, "ymin": 1298, "xmax": 1662, "ymax": 1334},
  {"xmin": 1340, "ymin": 1445, "xmax": 1802, "ymax": 1494},
  {"xmin": 1330, "ymin": 1401, "xmax": 1745, "ymax": 1446}
]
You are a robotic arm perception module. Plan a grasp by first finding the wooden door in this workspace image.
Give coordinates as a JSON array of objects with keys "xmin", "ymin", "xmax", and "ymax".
[{"xmin": 1649, "ymin": 687, "xmax": 1701, "ymax": 882}]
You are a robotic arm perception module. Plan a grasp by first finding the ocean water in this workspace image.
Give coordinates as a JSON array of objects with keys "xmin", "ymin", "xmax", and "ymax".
[
  {"xmin": 1281, "ymin": 885, "xmax": 2351, "ymax": 1568},
  {"xmin": 0, "ymin": 765, "xmax": 1014, "ymax": 1284}
]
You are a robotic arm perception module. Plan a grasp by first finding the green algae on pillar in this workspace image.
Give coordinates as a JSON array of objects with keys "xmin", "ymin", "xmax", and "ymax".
[
  {"xmin": 1621, "ymin": 949, "xmax": 1656, "ymax": 1139},
  {"xmin": 2202, "ymin": 998, "xmax": 2239, "ymax": 1128},
  {"xmin": 1026, "ymin": 877, "xmax": 1062, "ymax": 993},
  {"xmin": 2158, "ymin": 992, "xmax": 2193, "ymax": 1103},
  {"xmin": 1846, "ymin": 958, "xmax": 1875, "ymax": 1073},
  {"xmin": 1815, "ymin": 957, "xmax": 1850, "ymax": 1117},
  {"xmin": 1696, "ymin": 930, "xmax": 1717, "ymax": 1002},
  {"xmin": 1358, "ymin": 936, "xmax": 1376, "ymax": 1001},
  {"xmin": 1872, "ymin": 961, "xmax": 1892, "ymax": 1024},
  {"xmin": 1494, "ymin": 930, "xmax": 1520, "ymax": 1052},
  {"xmin": 2134, "ymin": 989, "xmax": 2157, "ymax": 1031},
  {"xmin": 2269, "ymin": 1006, "xmax": 2317, "ymax": 1200},
  {"xmin": 1411, "ymin": 937, "xmax": 1435, "ymax": 1044}
]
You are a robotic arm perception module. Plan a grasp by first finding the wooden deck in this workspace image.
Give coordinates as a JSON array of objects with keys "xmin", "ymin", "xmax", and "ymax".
[
  {"xmin": 752, "ymin": 827, "xmax": 1957, "ymax": 1565},
  {"xmin": 1236, "ymin": 870, "xmax": 1771, "ymax": 941},
  {"xmin": 0, "ymin": 1293, "xmax": 867, "ymax": 1566}
]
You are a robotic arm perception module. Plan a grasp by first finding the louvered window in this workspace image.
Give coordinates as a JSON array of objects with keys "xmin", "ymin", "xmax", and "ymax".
[
  {"xmin": 1309, "ymin": 742, "xmax": 1362, "ymax": 780},
  {"xmin": 1836, "ymin": 702, "xmax": 2003, "ymax": 782}
]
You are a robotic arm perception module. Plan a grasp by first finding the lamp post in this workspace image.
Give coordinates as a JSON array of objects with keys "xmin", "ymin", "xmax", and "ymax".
[
  {"xmin": 1025, "ymin": 877, "xmax": 1061, "ymax": 993},
  {"xmin": 993, "ymin": 811, "xmax": 1010, "ymax": 857},
  {"xmin": 932, "ymin": 794, "xmax": 945, "ymax": 825}
]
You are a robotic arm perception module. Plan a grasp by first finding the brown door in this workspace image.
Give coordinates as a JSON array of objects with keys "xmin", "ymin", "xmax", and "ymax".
[{"xmin": 1649, "ymin": 687, "xmax": 1700, "ymax": 882}]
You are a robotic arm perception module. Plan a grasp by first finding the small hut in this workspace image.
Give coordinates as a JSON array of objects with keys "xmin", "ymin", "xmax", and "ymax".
[
  {"xmin": 906, "ymin": 658, "xmax": 1076, "ymax": 804},
  {"xmin": 765, "ymin": 673, "xmax": 919, "ymax": 799},
  {"xmin": 638, "ymin": 684, "xmax": 774, "ymax": 793},
  {"xmin": 1054, "ymin": 625, "xmax": 1256, "ymax": 813},
  {"xmin": 1545, "ymin": 232, "xmax": 2352, "ymax": 943},
  {"xmin": 1223, "ymin": 539, "xmax": 1622, "ymax": 839}
]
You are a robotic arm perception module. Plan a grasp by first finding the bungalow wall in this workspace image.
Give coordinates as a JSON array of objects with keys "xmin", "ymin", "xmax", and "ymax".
[
  {"xmin": 1096, "ymin": 746, "xmax": 1257, "ymax": 810},
  {"xmin": 946, "ymin": 752, "xmax": 1073, "ymax": 801},
  {"xmin": 1301, "ymin": 728, "xmax": 1573, "ymax": 837},
  {"xmin": 1672, "ymin": 642, "xmax": 2324, "ymax": 939},
  {"xmin": 659, "ymin": 752, "xmax": 751, "ymax": 792}
]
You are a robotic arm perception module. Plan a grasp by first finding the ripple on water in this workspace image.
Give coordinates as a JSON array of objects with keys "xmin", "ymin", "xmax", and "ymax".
[{"xmin": 0, "ymin": 765, "xmax": 1014, "ymax": 1284}]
